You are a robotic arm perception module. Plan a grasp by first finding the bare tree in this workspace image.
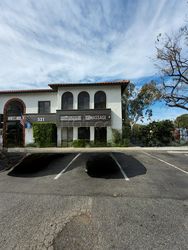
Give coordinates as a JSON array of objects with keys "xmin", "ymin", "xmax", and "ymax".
[{"xmin": 155, "ymin": 26, "xmax": 188, "ymax": 111}]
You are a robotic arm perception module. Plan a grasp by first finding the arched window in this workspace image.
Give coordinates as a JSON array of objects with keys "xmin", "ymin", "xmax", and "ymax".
[
  {"xmin": 78, "ymin": 91, "xmax": 90, "ymax": 110},
  {"xmin": 3, "ymin": 98, "xmax": 26, "ymax": 147},
  {"xmin": 6, "ymin": 100, "xmax": 23, "ymax": 115},
  {"xmin": 94, "ymin": 91, "xmax": 106, "ymax": 109},
  {"xmin": 62, "ymin": 92, "xmax": 73, "ymax": 110}
]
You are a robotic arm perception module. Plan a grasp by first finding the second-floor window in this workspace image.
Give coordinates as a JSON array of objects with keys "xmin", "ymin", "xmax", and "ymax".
[
  {"xmin": 62, "ymin": 92, "xmax": 73, "ymax": 110},
  {"xmin": 38, "ymin": 101, "xmax": 50, "ymax": 113},
  {"xmin": 78, "ymin": 91, "xmax": 89, "ymax": 109},
  {"xmin": 94, "ymin": 91, "xmax": 106, "ymax": 109}
]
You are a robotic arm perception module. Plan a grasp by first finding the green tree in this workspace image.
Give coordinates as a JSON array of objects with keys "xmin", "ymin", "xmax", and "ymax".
[
  {"xmin": 174, "ymin": 114, "xmax": 188, "ymax": 128},
  {"xmin": 141, "ymin": 120, "xmax": 174, "ymax": 146},
  {"xmin": 122, "ymin": 81, "xmax": 160, "ymax": 130}
]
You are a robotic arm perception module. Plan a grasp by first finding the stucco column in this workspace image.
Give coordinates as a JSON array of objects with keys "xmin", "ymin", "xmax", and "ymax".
[
  {"xmin": 57, "ymin": 127, "xmax": 62, "ymax": 147},
  {"xmin": 73, "ymin": 127, "xmax": 78, "ymax": 141},
  {"xmin": 90, "ymin": 126, "xmax": 94, "ymax": 142},
  {"xmin": 90, "ymin": 92, "xmax": 94, "ymax": 109},
  {"xmin": 107, "ymin": 127, "xmax": 112, "ymax": 143},
  {"xmin": 73, "ymin": 93, "xmax": 77, "ymax": 109}
]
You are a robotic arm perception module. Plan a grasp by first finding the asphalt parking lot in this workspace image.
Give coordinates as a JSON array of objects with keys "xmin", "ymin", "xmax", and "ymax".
[{"xmin": 0, "ymin": 149, "xmax": 187, "ymax": 250}]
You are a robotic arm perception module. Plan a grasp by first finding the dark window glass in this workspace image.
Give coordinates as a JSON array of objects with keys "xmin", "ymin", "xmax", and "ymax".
[
  {"xmin": 95, "ymin": 127, "xmax": 107, "ymax": 144},
  {"xmin": 78, "ymin": 91, "xmax": 89, "ymax": 110},
  {"xmin": 78, "ymin": 127, "xmax": 90, "ymax": 141},
  {"xmin": 38, "ymin": 101, "xmax": 50, "ymax": 114},
  {"xmin": 94, "ymin": 91, "xmax": 106, "ymax": 109},
  {"xmin": 62, "ymin": 92, "xmax": 73, "ymax": 110},
  {"xmin": 7, "ymin": 101, "xmax": 23, "ymax": 115}
]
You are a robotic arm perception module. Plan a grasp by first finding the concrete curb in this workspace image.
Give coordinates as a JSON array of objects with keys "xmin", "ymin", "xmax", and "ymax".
[{"xmin": 6, "ymin": 146, "xmax": 188, "ymax": 153}]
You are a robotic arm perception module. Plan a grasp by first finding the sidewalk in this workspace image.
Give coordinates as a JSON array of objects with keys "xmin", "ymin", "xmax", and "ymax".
[{"xmin": 6, "ymin": 146, "xmax": 188, "ymax": 154}]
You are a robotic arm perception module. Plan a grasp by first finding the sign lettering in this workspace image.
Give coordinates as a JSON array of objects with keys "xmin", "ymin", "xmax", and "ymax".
[
  {"xmin": 37, "ymin": 117, "xmax": 45, "ymax": 122},
  {"xmin": 8, "ymin": 116, "xmax": 21, "ymax": 121},
  {"xmin": 60, "ymin": 116, "xmax": 82, "ymax": 121},
  {"xmin": 85, "ymin": 115, "xmax": 107, "ymax": 121}
]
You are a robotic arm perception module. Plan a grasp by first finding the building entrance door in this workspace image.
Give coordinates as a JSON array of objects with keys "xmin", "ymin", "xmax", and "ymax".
[
  {"xmin": 95, "ymin": 127, "xmax": 107, "ymax": 145},
  {"xmin": 3, "ymin": 99, "xmax": 25, "ymax": 147},
  {"xmin": 61, "ymin": 127, "xmax": 73, "ymax": 146},
  {"xmin": 6, "ymin": 121, "xmax": 23, "ymax": 147}
]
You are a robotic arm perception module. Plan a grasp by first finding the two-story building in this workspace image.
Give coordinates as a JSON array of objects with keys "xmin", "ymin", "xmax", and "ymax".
[{"xmin": 0, "ymin": 80, "xmax": 129, "ymax": 147}]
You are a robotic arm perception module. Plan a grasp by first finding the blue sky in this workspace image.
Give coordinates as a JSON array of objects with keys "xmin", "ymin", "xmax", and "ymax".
[{"xmin": 0, "ymin": 0, "xmax": 187, "ymax": 121}]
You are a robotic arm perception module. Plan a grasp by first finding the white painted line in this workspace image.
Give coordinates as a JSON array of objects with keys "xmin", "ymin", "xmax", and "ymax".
[
  {"xmin": 54, "ymin": 153, "xmax": 81, "ymax": 180},
  {"xmin": 167, "ymin": 151, "xmax": 188, "ymax": 154},
  {"xmin": 110, "ymin": 153, "xmax": 129, "ymax": 181},
  {"xmin": 142, "ymin": 151, "xmax": 188, "ymax": 175}
]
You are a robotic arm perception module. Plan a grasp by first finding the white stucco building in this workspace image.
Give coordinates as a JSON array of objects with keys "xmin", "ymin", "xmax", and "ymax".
[{"xmin": 0, "ymin": 80, "xmax": 129, "ymax": 147}]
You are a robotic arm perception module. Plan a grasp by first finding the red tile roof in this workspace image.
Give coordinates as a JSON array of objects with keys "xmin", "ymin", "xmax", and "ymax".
[
  {"xmin": 48, "ymin": 80, "xmax": 130, "ymax": 90},
  {"xmin": 0, "ymin": 89, "xmax": 56, "ymax": 94}
]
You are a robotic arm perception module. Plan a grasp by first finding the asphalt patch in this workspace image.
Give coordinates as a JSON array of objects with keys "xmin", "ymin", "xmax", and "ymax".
[{"xmin": 53, "ymin": 213, "xmax": 94, "ymax": 250}]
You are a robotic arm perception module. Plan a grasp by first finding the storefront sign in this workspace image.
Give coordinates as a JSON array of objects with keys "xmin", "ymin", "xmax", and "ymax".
[
  {"xmin": 60, "ymin": 114, "xmax": 110, "ymax": 122},
  {"xmin": 25, "ymin": 114, "xmax": 56, "ymax": 123},
  {"xmin": 57, "ymin": 109, "xmax": 111, "ymax": 126},
  {"xmin": 7, "ymin": 116, "xmax": 21, "ymax": 121},
  {"xmin": 13, "ymin": 110, "xmax": 111, "ymax": 127},
  {"xmin": 85, "ymin": 115, "xmax": 109, "ymax": 121},
  {"xmin": 60, "ymin": 116, "xmax": 82, "ymax": 121}
]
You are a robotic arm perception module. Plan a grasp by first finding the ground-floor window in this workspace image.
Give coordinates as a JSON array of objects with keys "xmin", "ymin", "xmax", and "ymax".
[
  {"xmin": 61, "ymin": 127, "xmax": 73, "ymax": 146},
  {"xmin": 95, "ymin": 127, "xmax": 107, "ymax": 144},
  {"xmin": 78, "ymin": 127, "xmax": 90, "ymax": 141}
]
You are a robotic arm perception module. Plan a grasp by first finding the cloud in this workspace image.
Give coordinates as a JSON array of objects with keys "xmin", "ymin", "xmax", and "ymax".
[{"xmin": 0, "ymin": 0, "xmax": 187, "ymax": 89}]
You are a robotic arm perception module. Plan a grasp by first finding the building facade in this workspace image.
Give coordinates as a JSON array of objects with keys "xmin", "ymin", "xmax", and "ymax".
[{"xmin": 0, "ymin": 81, "xmax": 129, "ymax": 147}]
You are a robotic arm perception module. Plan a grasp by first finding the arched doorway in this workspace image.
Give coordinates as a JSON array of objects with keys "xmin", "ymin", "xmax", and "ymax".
[{"xmin": 3, "ymin": 98, "xmax": 26, "ymax": 147}]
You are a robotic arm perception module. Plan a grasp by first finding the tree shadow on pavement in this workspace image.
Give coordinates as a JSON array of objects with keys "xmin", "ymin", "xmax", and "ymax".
[
  {"xmin": 7, "ymin": 153, "xmax": 64, "ymax": 177},
  {"xmin": 85, "ymin": 153, "xmax": 123, "ymax": 179},
  {"xmin": 113, "ymin": 152, "xmax": 147, "ymax": 178},
  {"xmin": 7, "ymin": 152, "xmax": 147, "ymax": 179}
]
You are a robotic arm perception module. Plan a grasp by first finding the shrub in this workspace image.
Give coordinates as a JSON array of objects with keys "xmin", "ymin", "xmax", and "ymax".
[
  {"xmin": 33, "ymin": 123, "xmax": 57, "ymax": 147},
  {"xmin": 71, "ymin": 139, "xmax": 87, "ymax": 147},
  {"xmin": 121, "ymin": 138, "xmax": 130, "ymax": 147},
  {"xmin": 112, "ymin": 129, "xmax": 122, "ymax": 145},
  {"xmin": 122, "ymin": 122, "xmax": 131, "ymax": 140},
  {"xmin": 26, "ymin": 142, "xmax": 37, "ymax": 147}
]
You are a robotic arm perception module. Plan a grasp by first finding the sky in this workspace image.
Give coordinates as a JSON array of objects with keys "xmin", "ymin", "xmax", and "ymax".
[{"xmin": 0, "ymin": 0, "xmax": 187, "ymax": 121}]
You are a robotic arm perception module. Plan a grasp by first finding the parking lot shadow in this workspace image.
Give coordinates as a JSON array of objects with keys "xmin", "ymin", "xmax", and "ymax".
[
  {"xmin": 85, "ymin": 154, "xmax": 123, "ymax": 179},
  {"xmin": 7, "ymin": 152, "xmax": 147, "ymax": 179},
  {"xmin": 113, "ymin": 152, "xmax": 147, "ymax": 178},
  {"xmin": 8, "ymin": 153, "xmax": 64, "ymax": 177}
]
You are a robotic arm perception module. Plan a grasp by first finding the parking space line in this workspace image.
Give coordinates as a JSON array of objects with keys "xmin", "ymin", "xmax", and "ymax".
[
  {"xmin": 54, "ymin": 153, "xmax": 81, "ymax": 180},
  {"xmin": 142, "ymin": 151, "xmax": 188, "ymax": 175},
  {"xmin": 110, "ymin": 153, "xmax": 129, "ymax": 181}
]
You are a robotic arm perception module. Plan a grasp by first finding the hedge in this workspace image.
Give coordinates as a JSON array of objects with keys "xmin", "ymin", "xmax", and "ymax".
[{"xmin": 33, "ymin": 123, "xmax": 57, "ymax": 147}]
